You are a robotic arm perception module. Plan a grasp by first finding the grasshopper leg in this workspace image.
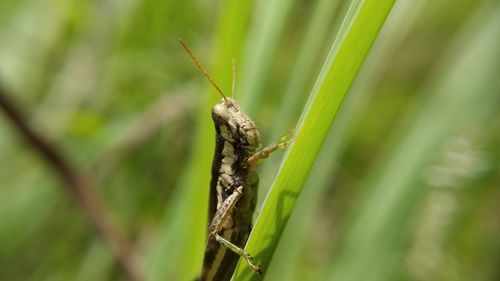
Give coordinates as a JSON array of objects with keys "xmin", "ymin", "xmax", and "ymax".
[
  {"xmin": 209, "ymin": 187, "xmax": 242, "ymax": 234},
  {"xmin": 214, "ymin": 234, "xmax": 262, "ymax": 274},
  {"xmin": 208, "ymin": 186, "xmax": 262, "ymax": 274},
  {"xmin": 247, "ymin": 131, "xmax": 295, "ymax": 167}
]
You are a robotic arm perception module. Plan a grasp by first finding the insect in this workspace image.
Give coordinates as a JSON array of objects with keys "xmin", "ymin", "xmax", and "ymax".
[{"xmin": 179, "ymin": 39, "xmax": 292, "ymax": 281}]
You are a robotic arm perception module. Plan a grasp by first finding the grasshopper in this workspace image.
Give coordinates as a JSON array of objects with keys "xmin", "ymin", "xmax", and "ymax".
[{"xmin": 179, "ymin": 39, "xmax": 292, "ymax": 281}]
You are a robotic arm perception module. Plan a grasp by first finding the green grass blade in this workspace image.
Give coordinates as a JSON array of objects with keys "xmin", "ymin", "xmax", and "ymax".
[
  {"xmin": 231, "ymin": 0, "xmax": 397, "ymax": 280},
  {"xmin": 264, "ymin": 0, "xmax": 426, "ymax": 280},
  {"xmin": 258, "ymin": 0, "xmax": 341, "ymax": 203},
  {"xmin": 327, "ymin": 2, "xmax": 500, "ymax": 281}
]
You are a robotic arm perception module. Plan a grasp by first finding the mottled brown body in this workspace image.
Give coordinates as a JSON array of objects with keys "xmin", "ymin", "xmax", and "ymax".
[{"xmin": 200, "ymin": 98, "xmax": 261, "ymax": 281}]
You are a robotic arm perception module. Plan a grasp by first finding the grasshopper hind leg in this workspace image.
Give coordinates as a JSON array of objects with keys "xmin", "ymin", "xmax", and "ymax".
[
  {"xmin": 214, "ymin": 234, "xmax": 262, "ymax": 274},
  {"xmin": 208, "ymin": 187, "xmax": 262, "ymax": 275}
]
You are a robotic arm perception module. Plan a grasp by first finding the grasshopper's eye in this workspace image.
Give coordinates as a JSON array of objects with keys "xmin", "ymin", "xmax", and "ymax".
[{"xmin": 212, "ymin": 102, "xmax": 230, "ymax": 123}]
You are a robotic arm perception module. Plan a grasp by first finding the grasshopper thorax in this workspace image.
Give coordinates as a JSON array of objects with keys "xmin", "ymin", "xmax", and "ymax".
[{"xmin": 212, "ymin": 98, "xmax": 261, "ymax": 149}]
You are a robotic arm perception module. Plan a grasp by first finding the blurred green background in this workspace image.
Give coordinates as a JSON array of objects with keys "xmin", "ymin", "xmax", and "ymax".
[{"xmin": 0, "ymin": 0, "xmax": 498, "ymax": 281}]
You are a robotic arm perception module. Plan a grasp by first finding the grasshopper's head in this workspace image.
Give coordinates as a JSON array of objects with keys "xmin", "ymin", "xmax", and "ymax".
[{"xmin": 212, "ymin": 98, "xmax": 261, "ymax": 148}]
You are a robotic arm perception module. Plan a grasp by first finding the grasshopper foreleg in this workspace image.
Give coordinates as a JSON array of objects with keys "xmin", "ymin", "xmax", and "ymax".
[{"xmin": 246, "ymin": 131, "xmax": 295, "ymax": 167}]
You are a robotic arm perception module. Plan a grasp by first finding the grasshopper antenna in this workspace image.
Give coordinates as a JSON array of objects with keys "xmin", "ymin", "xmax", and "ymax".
[
  {"xmin": 179, "ymin": 39, "xmax": 229, "ymax": 103},
  {"xmin": 231, "ymin": 58, "xmax": 236, "ymax": 99}
]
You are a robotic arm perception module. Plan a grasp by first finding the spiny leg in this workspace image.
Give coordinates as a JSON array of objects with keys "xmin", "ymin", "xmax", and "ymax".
[
  {"xmin": 246, "ymin": 131, "xmax": 295, "ymax": 167},
  {"xmin": 208, "ymin": 186, "xmax": 262, "ymax": 274},
  {"xmin": 214, "ymin": 234, "xmax": 262, "ymax": 274},
  {"xmin": 209, "ymin": 186, "xmax": 242, "ymax": 234}
]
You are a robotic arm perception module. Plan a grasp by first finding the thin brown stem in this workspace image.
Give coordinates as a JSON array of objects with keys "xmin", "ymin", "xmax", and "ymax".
[{"xmin": 0, "ymin": 84, "xmax": 142, "ymax": 281}]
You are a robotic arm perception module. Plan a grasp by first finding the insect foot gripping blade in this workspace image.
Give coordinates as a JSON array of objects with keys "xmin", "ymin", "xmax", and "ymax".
[
  {"xmin": 179, "ymin": 39, "xmax": 290, "ymax": 281},
  {"xmin": 246, "ymin": 131, "xmax": 295, "ymax": 167}
]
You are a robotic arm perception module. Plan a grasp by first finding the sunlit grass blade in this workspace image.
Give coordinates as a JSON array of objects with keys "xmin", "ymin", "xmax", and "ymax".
[
  {"xmin": 258, "ymin": 0, "xmax": 341, "ymax": 203},
  {"xmin": 231, "ymin": 0, "xmax": 397, "ymax": 280},
  {"xmin": 264, "ymin": 0, "xmax": 426, "ymax": 280},
  {"xmin": 326, "ymin": 2, "xmax": 500, "ymax": 281}
]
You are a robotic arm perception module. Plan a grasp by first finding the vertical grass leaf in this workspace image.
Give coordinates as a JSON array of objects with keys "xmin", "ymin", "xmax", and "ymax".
[{"xmin": 231, "ymin": 0, "xmax": 397, "ymax": 280}]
